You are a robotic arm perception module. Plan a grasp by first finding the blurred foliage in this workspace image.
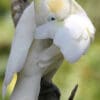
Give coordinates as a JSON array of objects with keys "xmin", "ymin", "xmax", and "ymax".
[
  {"xmin": 0, "ymin": 0, "xmax": 10, "ymax": 16},
  {"xmin": 0, "ymin": 0, "xmax": 100, "ymax": 100}
]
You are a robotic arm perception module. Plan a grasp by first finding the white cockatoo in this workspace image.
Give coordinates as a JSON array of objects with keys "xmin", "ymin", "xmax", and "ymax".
[
  {"xmin": 35, "ymin": 13, "xmax": 95, "ymax": 63},
  {"xmin": 3, "ymin": 0, "xmax": 95, "ymax": 100}
]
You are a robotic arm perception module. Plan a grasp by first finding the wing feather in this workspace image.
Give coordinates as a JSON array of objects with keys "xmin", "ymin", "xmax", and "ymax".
[{"xmin": 3, "ymin": 2, "xmax": 36, "ymax": 97}]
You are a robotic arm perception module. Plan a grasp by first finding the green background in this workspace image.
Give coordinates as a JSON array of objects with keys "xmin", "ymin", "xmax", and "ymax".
[{"xmin": 0, "ymin": 0, "xmax": 100, "ymax": 100}]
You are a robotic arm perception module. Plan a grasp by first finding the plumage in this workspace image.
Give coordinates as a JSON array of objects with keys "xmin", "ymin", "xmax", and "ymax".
[
  {"xmin": 3, "ymin": 0, "xmax": 95, "ymax": 99},
  {"xmin": 3, "ymin": 2, "xmax": 36, "ymax": 97},
  {"xmin": 54, "ymin": 14, "xmax": 95, "ymax": 63},
  {"xmin": 35, "ymin": 13, "xmax": 95, "ymax": 63}
]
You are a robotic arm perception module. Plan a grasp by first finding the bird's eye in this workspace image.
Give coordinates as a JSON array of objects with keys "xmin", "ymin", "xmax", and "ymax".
[
  {"xmin": 50, "ymin": 17, "xmax": 56, "ymax": 21},
  {"xmin": 47, "ymin": 16, "xmax": 56, "ymax": 21}
]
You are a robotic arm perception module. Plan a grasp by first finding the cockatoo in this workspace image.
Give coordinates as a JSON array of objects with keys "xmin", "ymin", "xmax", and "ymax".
[
  {"xmin": 35, "ymin": 13, "xmax": 95, "ymax": 63},
  {"xmin": 3, "ymin": 0, "xmax": 95, "ymax": 100}
]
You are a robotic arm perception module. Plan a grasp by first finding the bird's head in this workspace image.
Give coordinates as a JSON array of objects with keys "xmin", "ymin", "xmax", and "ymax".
[
  {"xmin": 34, "ymin": 0, "xmax": 68, "ymax": 25},
  {"xmin": 34, "ymin": 0, "xmax": 96, "ymax": 63},
  {"xmin": 34, "ymin": 0, "xmax": 84, "ymax": 25}
]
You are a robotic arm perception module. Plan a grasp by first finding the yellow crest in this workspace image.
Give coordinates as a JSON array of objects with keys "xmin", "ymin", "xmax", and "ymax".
[{"xmin": 48, "ymin": 0, "xmax": 66, "ymax": 13}]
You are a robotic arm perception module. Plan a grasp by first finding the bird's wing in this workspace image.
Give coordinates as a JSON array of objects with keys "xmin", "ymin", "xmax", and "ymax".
[
  {"xmin": 54, "ymin": 14, "xmax": 95, "ymax": 63},
  {"xmin": 3, "ymin": 2, "xmax": 36, "ymax": 97},
  {"xmin": 35, "ymin": 14, "xmax": 95, "ymax": 63},
  {"xmin": 35, "ymin": 18, "xmax": 90, "ymax": 63},
  {"xmin": 53, "ymin": 28, "xmax": 90, "ymax": 63}
]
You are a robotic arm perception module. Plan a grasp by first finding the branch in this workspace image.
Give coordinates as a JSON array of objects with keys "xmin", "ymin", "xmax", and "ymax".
[{"xmin": 68, "ymin": 84, "xmax": 78, "ymax": 100}]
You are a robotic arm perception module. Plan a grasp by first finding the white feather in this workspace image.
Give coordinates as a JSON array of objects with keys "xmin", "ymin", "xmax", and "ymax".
[
  {"xmin": 53, "ymin": 13, "xmax": 95, "ymax": 63},
  {"xmin": 35, "ymin": 13, "xmax": 95, "ymax": 63},
  {"xmin": 3, "ymin": 2, "xmax": 35, "ymax": 97},
  {"xmin": 35, "ymin": 21, "xmax": 61, "ymax": 39},
  {"xmin": 53, "ymin": 28, "xmax": 90, "ymax": 63},
  {"xmin": 2, "ymin": 0, "xmax": 96, "ymax": 98},
  {"xmin": 64, "ymin": 13, "xmax": 95, "ymax": 40}
]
